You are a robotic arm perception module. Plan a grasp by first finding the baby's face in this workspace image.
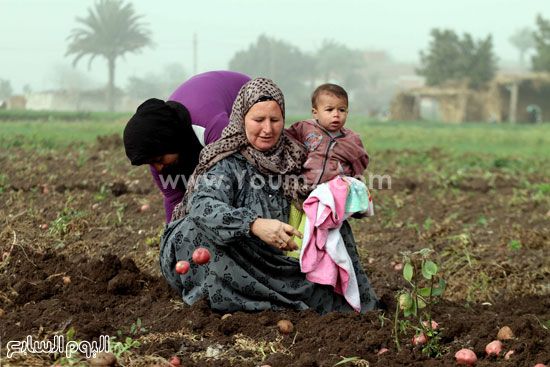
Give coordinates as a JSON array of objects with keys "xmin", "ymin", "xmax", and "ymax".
[{"xmin": 312, "ymin": 93, "xmax": 348, "ymax": 134}]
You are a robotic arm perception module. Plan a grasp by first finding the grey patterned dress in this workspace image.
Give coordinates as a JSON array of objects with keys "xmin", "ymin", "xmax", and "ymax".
[{"xmin": 159, "ymin": 153, "xmax": 379, "ymax": 314}]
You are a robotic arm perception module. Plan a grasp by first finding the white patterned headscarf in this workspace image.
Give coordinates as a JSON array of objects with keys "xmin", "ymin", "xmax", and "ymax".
[{"xmin": 173, "ymin": 78, "xmax": 308, "ymax": 219}]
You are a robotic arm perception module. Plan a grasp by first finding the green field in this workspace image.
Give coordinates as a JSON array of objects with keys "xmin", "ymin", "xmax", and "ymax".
[
  {"xmin": 1, "ymin": 111, "xmax": 549, "ymax": 158},
  {"xmin": 0, "ymin": 120, "xmax": 128, "ymax": 148},
  {"xmin": 347, "ymin": 120, "xmax": 550, "ymax": 157}
]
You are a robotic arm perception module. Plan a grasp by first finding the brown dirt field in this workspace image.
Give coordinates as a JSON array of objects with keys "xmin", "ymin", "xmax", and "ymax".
[{"xmin": 0, "ymin": 136, "xmax": 549, "ymax": 367}]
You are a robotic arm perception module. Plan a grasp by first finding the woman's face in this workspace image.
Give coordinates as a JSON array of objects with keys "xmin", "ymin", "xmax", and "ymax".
[
  {"xmin": 145, "ymin": 153, "xmax": 179, "ymax": 173},
  {"xmin": 244, "ymin": 101, "xmax": 284, "ymax": 151}
]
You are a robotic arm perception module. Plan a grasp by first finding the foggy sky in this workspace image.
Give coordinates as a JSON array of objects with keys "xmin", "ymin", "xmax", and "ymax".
[{"xmin": 1, "ymin": 0, "xmax": 547, "ymax": 93}]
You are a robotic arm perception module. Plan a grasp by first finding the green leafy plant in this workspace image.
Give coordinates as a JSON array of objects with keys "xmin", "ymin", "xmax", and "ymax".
[
  {"xmin": 379, "ymin": 195, "xmax": 397, "ymax": 228},
  {"xmin": 112, "ymin": 201, "xmax": 126, "ymax": 226},
  {"xmin": 94, "ymin": 184, "xmax": 109, "ymax": 201},
  {"xmin": 0, "ymin": 253, "xmax": 12, "ymax": 271},
  {"xmin": 129, "ymin": 317, "xmax": 147, "ymax": 335},
  {"xmin": 531, "ymin": 183, "xmax": 550, "ymax": 205},
  {"xmin": 377, "ymin": 312, "xmax": 390, "ymax": 328},
  {"xmin": 532, "ymin": 316, "xmax": 550, "ymax": 330},
  {"xmin": 444, "ymin": 211, "xmax": 462, "ymax": 224},
  {"xmin": 423, "ymin": 217, "xmax": 432, "ymax": 231},
  {"xmin": 110, "ymin": 318, "xmax": 147, "ymax": 357},
  {"xmin": 476, "ymin": 213, "xmax": 488, "ymax": 227},
  {"xmin": 507, "ymin": 240, "xmax": 521, "ymax": 251},
  {"xmin": 0, "ymin": 173, "xmax": 8, "ymax": 195},
  {"xmin": 53, "ymin": 327, "xmax": 88, "ymax": 366},
  {"xmin": 465, "ymin": 271, "xmax": 493, "ymax": 307},
  {"xmin": 75, "ymin": 150, "xmax": 89, "ymax": 167},
  {"xmin": 440, "ymin": 239, "xmax": 476, "ymax": 277},
  {"xmin": 110, "ymin": 335, "xmax": 141, "ymax": 359},
  {"xmin": 49, "ymin": 196, "xmax": 85, "ymax": 238},
  {"xmin": 534, "ymin": 183, "xmax": 550, "ymax": 194},
  {"xmin": 394, "ymin": 248, "xmax": 446, "ymax": 357},
  {"xmin": 145, "ymin": 226, "xmax": 165, "ymax": 247}
]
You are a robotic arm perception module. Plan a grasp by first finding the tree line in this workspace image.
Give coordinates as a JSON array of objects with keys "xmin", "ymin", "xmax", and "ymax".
[
  {"xmin": 417, "ymin": 15, "xmax": 550, "ymax": 89},
  {"xmin": 2, "ymin": 0, "xmax": 549, "ymax": 113}
]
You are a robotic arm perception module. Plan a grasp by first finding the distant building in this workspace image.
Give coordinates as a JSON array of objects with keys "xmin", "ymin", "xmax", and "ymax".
[
  {"xmin": 390, "ymin": 73, "xmax": 550, "ymax": 123},
  {"xmin": 7, "ymin": 95, "xmax": 26, "ymax": 109},
  {"xmin": 397, "ymin": 75, "xmax": 425, "ymax": 90},
  {"xmin": 23, "ymin": 89, "xmax": 141, "ymax": 112},
  {"xmin": 487, "ymin": 74, "xmax": 550, "ymax": 123}
]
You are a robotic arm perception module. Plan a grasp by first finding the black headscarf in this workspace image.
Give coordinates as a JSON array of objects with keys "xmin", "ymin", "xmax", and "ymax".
[
  {"xmin": 124, "ymin": 98, "xmax": 202, "ymax": 191},
  {"xmin": 123, "ymin": 98, "xmax": 203, "ymax": 180},
  {"xmin": 124, "ymin": 98, "xmax": 207, "ymax": 183}
]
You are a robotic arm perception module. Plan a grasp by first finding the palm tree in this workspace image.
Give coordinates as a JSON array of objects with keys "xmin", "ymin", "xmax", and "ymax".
[
  {"xmin": 509, "ymin": 27, "xmax": 535, "ymax": 68},
  {"xmin": 66, "ymin": 0, "xmax": 152, "ymax": 111}
]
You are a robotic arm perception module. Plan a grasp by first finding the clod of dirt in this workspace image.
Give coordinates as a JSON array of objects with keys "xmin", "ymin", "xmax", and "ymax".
[
  {"xmin": 89, "ymin": 351, "xmax": 117, "ymax": 366},
  {"xmin": 120, "ymin": 257, "xmax": 140, "ymax": 273},
  {"xmin": 257, "ymin": 315, "xmax": 270, "ymax": 325},
  {"xmin": 110, "ymin": 181, "xmax": 128, "ymax": 196},
  {"xmin": 86, "ymin": 254, "xmax": 121, "ymax": 282},
  {"xmin": 403, "ymin": 177, "xmax": 418, "ymax": 192},
  {"xmin": 96, "ymin": 133, "xmax": 123, "ymax": 150},
  {"xmin": 295, "ymin": 352, "xmax": 315, "ymax": 366},
  {"xmin": 14, "ymin": 280, "xmax": 55, "ymax": 304},
  {"xmin": 107, "ymin": 271, "xmax": 140, "ymax": 295},
  {"xmin": 497, "ymin": 325, "xmax": 515, "ymax": 340},
  {"xmin": 277, "ymin": 320, "xmax": 294, "ymax": 334}
]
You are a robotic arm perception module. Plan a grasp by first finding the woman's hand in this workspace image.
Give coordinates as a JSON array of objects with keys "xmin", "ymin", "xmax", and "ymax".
[{"xmin": 250, "ymin": 218, "xmax": 302, "ymax": 251}]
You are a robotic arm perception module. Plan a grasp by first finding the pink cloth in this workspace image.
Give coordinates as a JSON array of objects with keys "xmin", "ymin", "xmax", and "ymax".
[{"xmin": 301, "ymin": 177, "xmax": 359, "ymax": 310}]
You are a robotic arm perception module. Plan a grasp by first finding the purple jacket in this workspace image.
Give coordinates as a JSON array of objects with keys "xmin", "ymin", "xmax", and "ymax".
[{"xmin": 150, "ymin": 71, "xmax": 251, "ymax": 222}]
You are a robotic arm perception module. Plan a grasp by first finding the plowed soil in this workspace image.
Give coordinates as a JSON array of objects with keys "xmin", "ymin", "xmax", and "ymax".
[{"xmin": 1, "ymin": 134, "xmax": 548, "ymax": 367}]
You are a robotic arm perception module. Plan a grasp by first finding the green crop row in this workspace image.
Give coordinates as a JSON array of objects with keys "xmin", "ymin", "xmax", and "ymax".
[
  {"xmin": 0, "ymin": 109, "xmax": 131, "ymax": 122},
  {"xmin": 1, "ymin": 116, "xmax": 549, "ymax": 158}
]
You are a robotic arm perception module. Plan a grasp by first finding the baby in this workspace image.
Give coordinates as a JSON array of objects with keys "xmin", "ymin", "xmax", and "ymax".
[
  {"xmin": 285, "ymin": 83, "xmax": 369, "ymax": 187},
  {"xmin": 285, "ymin": 84, "xmax": 372, "ymax": 257}
]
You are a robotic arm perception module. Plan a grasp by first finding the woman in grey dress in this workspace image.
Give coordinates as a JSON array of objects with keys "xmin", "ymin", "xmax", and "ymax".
[{"xmin": 159, "ymin": 78, "xmax": 379, "ymax": 314}]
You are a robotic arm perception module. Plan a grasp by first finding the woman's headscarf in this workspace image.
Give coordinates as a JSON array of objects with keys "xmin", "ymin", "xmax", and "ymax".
[
  {"xmin": 176, "ymin": 78, "xmax": 308, "ymax": 218},
  {"xmin": 123, "ymin": 98, "xmax": 202, "ymax": 170}
]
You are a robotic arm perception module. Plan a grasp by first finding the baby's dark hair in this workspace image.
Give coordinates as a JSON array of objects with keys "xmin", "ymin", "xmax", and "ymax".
[{"xmin": 311, "ymin": 83, "xmax": 348, "ymax": 108}]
